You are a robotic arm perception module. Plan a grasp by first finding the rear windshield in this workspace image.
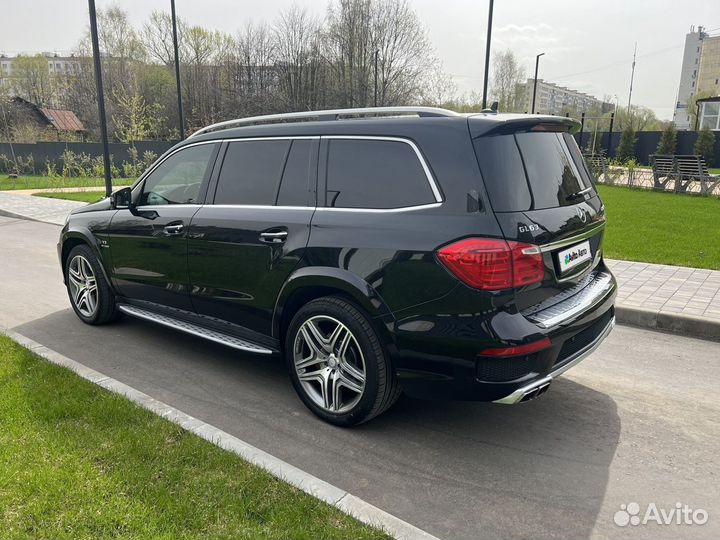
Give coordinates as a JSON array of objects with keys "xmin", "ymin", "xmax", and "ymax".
[{"xmin": 473, "ymin": 131, "xmax": 594, "ymax": 212}]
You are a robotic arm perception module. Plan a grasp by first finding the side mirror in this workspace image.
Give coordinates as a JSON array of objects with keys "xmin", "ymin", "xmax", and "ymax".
[{"xmin": 111, "ymin": 186, "xmax": 132, "ymax": 210}]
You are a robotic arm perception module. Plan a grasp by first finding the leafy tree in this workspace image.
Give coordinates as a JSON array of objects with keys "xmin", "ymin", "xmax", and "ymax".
[
  {"xmin": 656, "ymin": 123, "xmax": 677, "ymax": 155},
  {"xmin": 616, "ymin": 126, "xmax": 637, "ymax": 163},
  {"xmin": 694, "ymin": 127, "xmax": 715, "ymax": 165}
]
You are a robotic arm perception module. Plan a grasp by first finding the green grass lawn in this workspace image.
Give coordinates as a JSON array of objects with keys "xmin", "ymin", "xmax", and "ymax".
[
  {"xmin": 0, "ymin": 335, "xmax": 389, "ymax": 540},
  {"xmin": 598, "ymin": 185, "xmax": 720, "ymax": 270},
  {"xmin": 1, "ymin": 175, "xmax": 133, "ymax": 191},
  {"xmin": 33, "ymin": 191, "xmax": 108, "ymax": 203}
]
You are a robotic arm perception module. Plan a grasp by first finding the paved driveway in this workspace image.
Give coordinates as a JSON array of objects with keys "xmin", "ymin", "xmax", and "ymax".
[{"xmin": 2, "ymin": 214, "xmax": 719, "ymax": 540}]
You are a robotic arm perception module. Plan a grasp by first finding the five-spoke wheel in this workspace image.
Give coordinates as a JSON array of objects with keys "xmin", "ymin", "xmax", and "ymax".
[
  {"xmin": 67, "ymin": 254, "xmax": 98, "ymax": 318},
  {"xmin": 293, "ymin": 315, "xmax": 367, "ymax": 414},
  {"xmin": 286, "ymin": 296, "xmax": 401, "ymax": 426},
  {"xmin": 64, "ymin": 244, "xmax": 118, "ymax": 325}
]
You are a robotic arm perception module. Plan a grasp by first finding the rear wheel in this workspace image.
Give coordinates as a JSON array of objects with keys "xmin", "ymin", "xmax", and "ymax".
[
  {"xmin": 285, "ymin": 296, "xmax": 401, "ymax": 426},
  {"xmin": 65, "ymin": 244, "xmax": 118, "ymax": 325}
]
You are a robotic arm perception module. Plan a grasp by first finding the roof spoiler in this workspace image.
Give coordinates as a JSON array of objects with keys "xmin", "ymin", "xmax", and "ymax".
[{"xmin": 468, "ymin": 114, "xmax": 580, "ymax": 138}]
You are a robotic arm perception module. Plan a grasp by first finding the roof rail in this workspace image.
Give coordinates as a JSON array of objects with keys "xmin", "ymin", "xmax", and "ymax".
[{"xmin": 188, "ymin": 106, "xmax": 459, "ymax": 138}]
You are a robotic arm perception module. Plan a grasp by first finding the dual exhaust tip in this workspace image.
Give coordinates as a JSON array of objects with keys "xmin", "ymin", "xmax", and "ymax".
[{"xmin": 518, "ymin": 380, "xmax": 552, "ymax": 403}]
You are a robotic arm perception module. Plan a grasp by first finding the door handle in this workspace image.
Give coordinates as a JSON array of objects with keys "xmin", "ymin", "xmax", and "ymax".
[
  {"xmin": 259, "ymin": 230, "xmax": 288, "ymax": 244},
  {"xmin": 164, "ymin": 223, "xmax": 185, "ymax": 235}
]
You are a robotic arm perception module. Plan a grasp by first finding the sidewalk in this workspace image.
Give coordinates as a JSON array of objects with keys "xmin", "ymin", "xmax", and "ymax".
[
  {"xmin": 1, "ymin": 190, "xmax": 718, "ymax": 341},
  {"xmin": 0, "ymin": 190, "xmax": 84, "ymax": 225}
]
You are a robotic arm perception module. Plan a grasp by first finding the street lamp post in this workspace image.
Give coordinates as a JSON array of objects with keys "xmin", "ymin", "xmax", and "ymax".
[
  {"xmin": 171, "ymin": 0, "xmax": 185, "ymax": 140},
  {"xmin": 531, "ymin": 52, "xmax": 545, "ymax": 114},
  {"xmin": 481, "ymin": 0, "xmax": 494, "ymax": 109},
  {"xmin": 87, "ymin": 0, "xmax": 112, "ymax": 197}
]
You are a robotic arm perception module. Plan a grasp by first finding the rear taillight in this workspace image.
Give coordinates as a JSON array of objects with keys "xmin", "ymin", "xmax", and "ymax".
[
  {"xmin": 437, "ymin": 238, "xmax": 544, "ymax": 290},
  {"xmin": 480, "ymin": 337, "xmax": 552, "ymax": 357}
]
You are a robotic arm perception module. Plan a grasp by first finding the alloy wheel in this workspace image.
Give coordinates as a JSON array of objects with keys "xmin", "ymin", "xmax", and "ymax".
[
  {"xmin": 68, "ymin": 255, "xmax": 98, "ymax": 318},
  {"xmin": 293, "ymin": 315, "xmax": 366, "ymax": 414}
]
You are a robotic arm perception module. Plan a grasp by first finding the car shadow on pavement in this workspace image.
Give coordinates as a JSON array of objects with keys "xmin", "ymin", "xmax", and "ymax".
[{"xmin": 14, "ymin": 309, "xmax": 620, "ymax": 540}]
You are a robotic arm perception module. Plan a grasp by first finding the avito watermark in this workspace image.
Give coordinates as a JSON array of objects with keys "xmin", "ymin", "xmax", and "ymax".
[{"xmin": 614, "ymin": 502, "xmax": 709, "ymax": 527}]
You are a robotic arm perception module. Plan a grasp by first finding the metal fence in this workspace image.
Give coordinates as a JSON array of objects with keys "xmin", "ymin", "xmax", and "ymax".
[{"xmin": 0, "ymin": 140, "xmax": 174, "ymax": 175}]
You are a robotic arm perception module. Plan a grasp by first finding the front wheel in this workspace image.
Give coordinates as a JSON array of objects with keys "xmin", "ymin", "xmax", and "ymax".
[
  {"xmin": 65, "ymin": 244, "xmax": 118, "ymax": 325},
  {"xmin": 285, "ymin": 296, "xmax": 401, "ymax": 426}
]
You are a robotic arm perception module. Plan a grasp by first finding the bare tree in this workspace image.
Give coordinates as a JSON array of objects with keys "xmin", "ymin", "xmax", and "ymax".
[
  {"xmin": 142, "ymin": 10, "xmax": 184, "ymax": 66},
  {"xmin": 490, "ymin": 49, "xmax": 525, "ymax": 112},
  {"xmin": 273, "ymin": 6, "xmax": 324, "ymax": 111}
]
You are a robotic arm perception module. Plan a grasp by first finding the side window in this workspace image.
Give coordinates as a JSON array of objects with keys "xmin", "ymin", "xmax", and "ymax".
[
  {"xmin": 325, "ymin": 139, "xmax": 435, "ymax": 209},
  {"xmin": 276, "ymin": 139, "xmax": 312, "ymax": 206},
  {"xmin": 140, "ymin": 143, "xmax": 217, "ymax": 206},
  {"xmin": 214, "ymin": 140, "xmax": 290, "ymax": 205}
]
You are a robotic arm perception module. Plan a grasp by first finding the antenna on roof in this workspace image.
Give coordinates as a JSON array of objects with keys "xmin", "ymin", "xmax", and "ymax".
[{"xmin": 481, "ymin": 101, "xmax": 499, "ymax": 114}]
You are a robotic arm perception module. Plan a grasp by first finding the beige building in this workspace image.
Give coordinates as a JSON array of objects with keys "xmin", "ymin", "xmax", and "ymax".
[
  {"xmin": 517, "ymin": 79, "xmax": 611, "ymax": 116},
  {"xmin": 672, "ymin": 26, "xmax": 720, "ymax": 130}
]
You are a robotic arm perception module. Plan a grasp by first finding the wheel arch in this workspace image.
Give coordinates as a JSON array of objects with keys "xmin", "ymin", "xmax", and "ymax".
[
  {"xmin": 60, "ymin": 229, "xmax": 113, "ymax": 288},
  {"xmin": 272, "ymin": 266, "xmax": 397, "ymax": 349}
]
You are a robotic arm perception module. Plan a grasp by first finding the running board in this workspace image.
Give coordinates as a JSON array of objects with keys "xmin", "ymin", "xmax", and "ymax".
[{"xmin": 117, "ymin": 304, "xmax": 274, "ymax": 355}]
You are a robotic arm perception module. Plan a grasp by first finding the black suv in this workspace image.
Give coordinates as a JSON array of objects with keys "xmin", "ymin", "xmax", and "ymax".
[{"xmin": 58, "ymin": 107, "xmax": 616, "ymax": 426}]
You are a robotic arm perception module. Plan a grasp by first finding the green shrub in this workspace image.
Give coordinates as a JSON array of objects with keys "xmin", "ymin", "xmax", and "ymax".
[
  {"xmin": 656, "ymin": 123, "xmax": 677, "ymax": 155},
  {"xmin": 616, "ymin": 126, "xmax": 637, "ymax": 164},
  {"xmin": 694, "ymin": 127, "xmax": 715, "ymax": 165}
]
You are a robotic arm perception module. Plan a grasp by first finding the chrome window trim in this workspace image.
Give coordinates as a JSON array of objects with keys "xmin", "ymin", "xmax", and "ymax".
[
  {"xmin": 204, "ymin": 204, "xmax": 314, "ymax": 211},
  {"xmin": 538, "ymin": 222, "xmax": 605, "ymax": 253},
  {"xmin": 322, "ymin": 135, "xmax": 443, "ymax": 204},
  {"xmin": 315, "ymin": 202, "xmax": 442, "ymax": 214},
  {"xmin": 129, "ymin": 135, "xmax": 444, "ymax": 214}
]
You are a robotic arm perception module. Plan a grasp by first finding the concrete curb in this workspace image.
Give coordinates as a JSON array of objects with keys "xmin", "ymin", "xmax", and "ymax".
[
  {"xmin": 4, "ymin": 330, "xmax": 440, "ymax": 540},
  {"xmin": 615, "ymin": 306, "xmax": 720, "ymax": 342}
]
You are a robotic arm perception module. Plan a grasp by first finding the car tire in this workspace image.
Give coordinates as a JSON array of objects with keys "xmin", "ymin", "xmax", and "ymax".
[
  {"xmin": 65, "ymin": 244, "xmax": 119, "ymax": 325},
  {"xmin": 285, "ymin": 296, "xmax": 401, "ymax": 426}
]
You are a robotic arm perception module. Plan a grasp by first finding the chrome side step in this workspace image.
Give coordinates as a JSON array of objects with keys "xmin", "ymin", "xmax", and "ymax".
[{"xmin": 118, "ymin": 304, "xmax": 273, "ymax": 355}]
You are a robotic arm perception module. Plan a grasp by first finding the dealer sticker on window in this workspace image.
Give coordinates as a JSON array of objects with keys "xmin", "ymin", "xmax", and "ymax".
[{"xmin": 557, "ymin": 240, "xmax": 591, "ymax": 274}]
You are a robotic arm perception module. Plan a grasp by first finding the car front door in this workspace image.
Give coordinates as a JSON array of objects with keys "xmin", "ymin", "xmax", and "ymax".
[
  {"xmin": 108, "ymin": 142, "xmax": 220, "ymax": 312},
  {"xmin": 187, "ymin": 137, "xmax": 317, "ymax": 336}
]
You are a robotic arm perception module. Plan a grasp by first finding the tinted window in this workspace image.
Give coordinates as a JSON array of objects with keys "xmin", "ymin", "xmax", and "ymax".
[
  {"xmin": 473, "ymin": 135, "xmax": 531, "ymax": 212},
  {"xmin": 276, "ymin": 139, "xmax": 311, "ymax": 206},
  {"xmin": 515, "ymin": 132, "xmax": 591, "ymax": 210},
  {"xmin": 215, "ymin": 140, "xmax": 290, "ymax": 205},
  {"xmin": 140, "ymin": 143, "xmax": 217, "ymax": 206},
  {"xmin": 326, "ymin": 139, "xmax": 435, "ymax": 209},
  {"xmin": 474, "ymin": 132, "xmax": 594, "ymax": 212}
]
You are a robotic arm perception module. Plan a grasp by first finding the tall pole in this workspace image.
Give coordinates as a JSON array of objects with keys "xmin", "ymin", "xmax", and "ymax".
[
  {"xmin": 171, "ymin": 0, "xmax": 185, "ymax": 140},
  {"xmin": 627, "ymin": 42, "xmax": 637, "ymax": 111},
  {"xmin": 531, "ymin": 52, "xmax": 545, "ymax": 114},
  {"xmin": 374, "ymin": 49, "xmax": 379, "ymax": 107},
  {"xmin": 481, "ymin": 0, "xmax": 494, "ymax": 109},
  {"xmin": 607, "ymin": 111, "xmax": 615, "ymax": 158},
  {"xmin": 88, "ymin": 0, "xmax": 112, "ymax": 197},
  {"xmin": 579, "ymin": 111, "xmax": 585, "ymax": 150}
]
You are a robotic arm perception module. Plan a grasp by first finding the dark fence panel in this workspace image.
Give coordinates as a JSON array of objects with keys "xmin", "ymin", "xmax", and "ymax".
[
  {"xmin": 575, "ymin": 131, "xmax": 720, "ymax": 167},
  {"xmin": 0, "ymin": 141, "xmax": 175, "ymax": 174}
]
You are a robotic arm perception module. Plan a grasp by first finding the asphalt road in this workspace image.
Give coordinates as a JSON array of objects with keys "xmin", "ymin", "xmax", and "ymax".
[{"xmin": 2, "ymin": 214, "xmax": 718, "ymax": 540}]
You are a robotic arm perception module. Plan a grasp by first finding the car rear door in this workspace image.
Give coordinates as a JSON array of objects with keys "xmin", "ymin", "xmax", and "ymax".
[
  {"xmin": 473, "ymin": 126, "xmax": 607, "ymax": 311},
  {"xmin": 187, "ymin": 137, "xmax": 318, "ymax": 336}
]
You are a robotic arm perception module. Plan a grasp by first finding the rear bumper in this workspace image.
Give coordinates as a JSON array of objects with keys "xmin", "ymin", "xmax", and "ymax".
[
  {"xmin": 493, "ymin": 314, "xmax": 614, "ymax": 404},
  {"xmin": 389, "ymin": 265, "xmax": 617, "ymax": 402}
]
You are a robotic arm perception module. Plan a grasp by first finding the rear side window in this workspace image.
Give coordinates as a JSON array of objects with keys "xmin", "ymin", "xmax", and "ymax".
[
  {"xmin": 325, "ymin": 139, "xmax": 435, "ymax": 209},
  {"xmin": 215, "ymin": 140, "xmax": 290, "ymax": 205},
  {"xmin": 474, "ymin": 131, "xmax": 594, "ymax": 212},
  {"xmin": 276, "ymin": 139, "xmax": 311, "ymax": 206}
]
